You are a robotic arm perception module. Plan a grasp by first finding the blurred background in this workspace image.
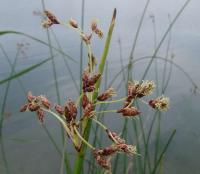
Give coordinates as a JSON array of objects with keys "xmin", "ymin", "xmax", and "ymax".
[{"xmin": 0, "ymin": 0, "xmax": 200, "ymax": 173}]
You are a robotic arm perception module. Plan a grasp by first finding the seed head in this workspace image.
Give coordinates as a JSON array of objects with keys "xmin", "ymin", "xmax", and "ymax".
[
  {"xmin": 40, "ymin": 96, "xmax": 51, "ymax": 109},
  {"xmin": 95, "ymin": 28, "xmax": 103, "ymax": 39},
  {"xmin": 44, "ymin": 10, "xmax": 60, "ymax": 24},
  {"xmin": 64, "ymin": 99, "xmax": 77, "ymax": 123},
  {"xmin": 82, "ymin": 94, "xmax": 89, "ymax": 109},
  {"xmin": 106, "ymin": 130, "xmax": 125, "ymax": 144},
  {"xmin": 93, "ymin": 150, "xmax": 111, "ymax": 170},
  {"xmin": 117, "ymin": 106, "xmax": 140, "ymax": 117},
  {"xmin": 127, "ymin": 80, "xmax": 155, "ymax": 99},
  {"xmin": 83, "ymin": 102, "xmax": 94, "ymax": 118},
  {"xmin": 88, "ymin": 73, "xmax": 101, "ymax": 86},
  {"xmin": 117, "ymin": 144, "xmax": 137, "ymax": 156},
  {"xmin": 27, "ymin": 91, "xmax": 36, "ymax": 103},
  {"xmin": 28, "ymin": 103, "xmax": 40, "ymax": 112},
  {"xmin": 55, "ymin": 104, "xmax": 64, "ymax": 115},
  {"xmin": 20, "ymin": 104, "xmax": 28, "ymax": 112},
  {"xmin": 149, "ymin": 95, "xmax": 169, "ymax": 111},
  {"xmin": 36, "ymin": 109, "xmax": 45, "ymax": 123},
  {"xmin": 97, "ymin": 87, "xmax": 116, "ymax": 101}
]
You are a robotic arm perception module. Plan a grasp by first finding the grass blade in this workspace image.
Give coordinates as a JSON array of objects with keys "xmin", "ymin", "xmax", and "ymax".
[
  {"xmin": 151, "ymin": 129, "xmax": 176, "ymax": 174},
  {"xmin": 0, "ymin": 57, "xmax": 51, "ymax": 85},
  {"xmin": 0, "ymin": 30, "xmax": 76, "ymax": 63}
]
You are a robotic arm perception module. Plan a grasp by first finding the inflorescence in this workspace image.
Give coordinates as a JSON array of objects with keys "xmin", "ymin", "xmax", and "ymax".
[{"xmin": 20, "ymin": 10, "xmax": 169, "ymax": 172}]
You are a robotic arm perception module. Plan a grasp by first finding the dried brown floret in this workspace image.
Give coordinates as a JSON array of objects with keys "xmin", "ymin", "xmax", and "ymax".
[
  {"xmin": 55, "ymin": 104, "xmax": 64, "ymax": 115},
  {"xmin": 27, "ymin": 91, "xmax": 36, "ymax": 103},
  {"xmin": 82, "ymin": 94, "xmax": 89, "ymax": 109},
  {"xmin": 44, "ymin": 10, "xmax": 60, "ymax": 24},
  {"xmin": 106, "ymin": 130, "xmax": 125, "ymax": 144},
  {"xmin": 20, "ymin": 104, "xmax": 28, "ymax": 112},
  {"xmin": 36, "ymin": 109, "xmax": 45, "ymax": 123},
  {"xmin": 93, "ymin": 150, "xmax": 111, "ymax": 170},
  {"xmin": 69, "ymin": 18, "xmax": 78, "ymax": 28},
  {"xmin": 117, "ymin": 106, "xmax": 140, "ymax": 117},
  {"xmin": 64, "ymin": 99, "xmax": 77, "ymax": 123},
  {"xmin": 83, "ymin": 103, "xmax": 94, "ymax": 118},
  {"xmin": 149, "ymin": 95, "xmax": 169, "ymax": 111},
  {"xmin": 40, "ymin": 96, "xmax": 51, "ymax": 109},
  {"xmin": 97, "ymin": 87, "xmax": 116, "ymax": 101},
  {"xmin": 28, "ymin": 103, "xmax": 40, "ymax": 112}
]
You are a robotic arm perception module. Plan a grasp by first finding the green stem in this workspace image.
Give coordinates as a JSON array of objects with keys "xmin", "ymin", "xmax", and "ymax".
[
  {"xmin": 74, "ymin": 127, "xmax": 95, "ymax": 150},
  {"xmin": 96, "ymin": 110, "xmax": 117, "ymax": 114},
  {"xmin": 73, "ymin": 9, "xmax": 117, "ymax": 174},
  {"xmin": 95, "ymin": 97, "xmax": 126, "ymax": 105}
]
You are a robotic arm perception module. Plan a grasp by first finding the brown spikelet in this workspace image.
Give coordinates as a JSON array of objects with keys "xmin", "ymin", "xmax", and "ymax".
[
  {"xmin": 82, "ymin": 94, "xmax": 89, "ymax": 109},
  {"xmin": 97, "ymin": 88, "xmax": 116, "ymax": 101},
  {"xmin": 28, "ymin": 103, "xmax": 40, "ymax": 112},
  {"xmin": 93, "ymin": 150, "xmax": 111, "ymax": 170},
  {"xmin": 55, "ymin": 104, "xmax": 64, "ymax": 115},
  {"xmin": 88, "ymin": 73, "xmax": 101, "ymax": 86},
  {"xmin": 20, "ymin": 104, "xmax": 28, "ymax": 112},
  {"xmin": 81, "ymin": 33, "xmax": 92, "ymax": 44},
  {"xmin": 91, "ymin": 20, "xmax": 97, "ymax": 31},
  {"xmin": 27, "ymin": 91, "xmax": 36, "ymax": 102},
  {"xmin": 117, "ymin": 106, "xmax": 140, "ymax": 117},
  {"xmin": 83, "ymin": 103, "xmax": 94, "ymax": 118},
  {"xmin": 36, "ymin": 109, "xmax": 45, "ymax": 123},
  {"xmin": 40, "ymin": 96, "xmax": 51, "ymax": 109},
  {"xmin": 69, "ymin": 18, "xmax": 78, "ymax": 28},
  {"xmin": 64, "ymin": 99, "xmax": 77, "ymax": 123},
  {"xmin": 95, "ymin": 28, "xmax": 103, "ymax": 38},
  {"xmin": 44, "ymin": 10, "xmax": 59, "ymax": 24}
]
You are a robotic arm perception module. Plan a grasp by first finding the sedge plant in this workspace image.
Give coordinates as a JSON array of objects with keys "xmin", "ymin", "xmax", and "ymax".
[{"xmin": 20, "ymin": 9, "xmax": 170, "ymax": 174}]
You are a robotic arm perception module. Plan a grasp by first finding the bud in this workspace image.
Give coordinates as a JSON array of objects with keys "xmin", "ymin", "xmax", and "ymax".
[
  {"xmin": 117, "ymin": 106, "xmax": 140, "ymax": 117},
  {"xmin": 97, "ymin": 87, "xmax": 116, "ymax": 101},
  {"xmin": 69, "ymin": 18, "xmax": 78, "ymax": 28},
  {"xmin": 149, "ymin": 95, "xmax": 169, "ymax": 111}
]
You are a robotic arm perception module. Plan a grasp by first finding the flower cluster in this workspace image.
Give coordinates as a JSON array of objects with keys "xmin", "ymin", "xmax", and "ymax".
[{"xmin": 21, "ymin": 9, "xmax": 170, "ymax": 172}]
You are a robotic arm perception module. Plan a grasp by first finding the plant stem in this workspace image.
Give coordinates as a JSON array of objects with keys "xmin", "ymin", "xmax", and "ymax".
[
  {"xmin": 73, "ymin": 9, "xmax": 117, "ymax": 174},
  {"xmin": 96, "ymin": 110, "xmax": 117, "ymax": 114},
  {"xmin": 95, "ymin": 97, "xmax": 126, "ymax": 105},
  {"xmin": 74, "ymin": 127, "xmax": 95, "ymax": 150}
]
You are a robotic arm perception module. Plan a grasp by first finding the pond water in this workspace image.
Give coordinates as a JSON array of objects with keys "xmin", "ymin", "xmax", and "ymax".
[{"xmin": 0, "ymin": 0, "xmax": 200, "ymax": 173}]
